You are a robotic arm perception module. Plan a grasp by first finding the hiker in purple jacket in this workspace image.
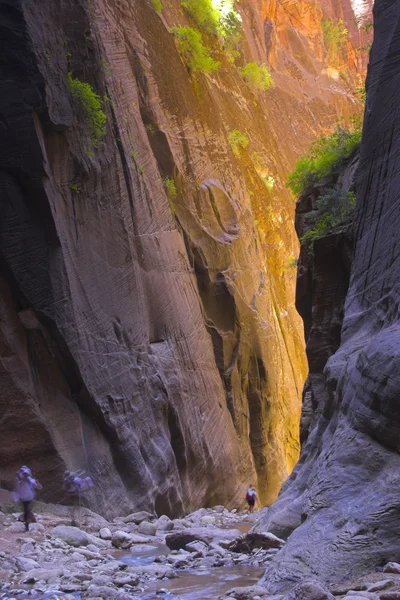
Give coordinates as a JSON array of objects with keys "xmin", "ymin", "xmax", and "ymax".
[
  {"xmin": 13, "ymin": 466, "xmax": 42, "ymax": 531},
  {"xmin": 63, "ymin": 471, "xmax": 94, "ymax": 526}
]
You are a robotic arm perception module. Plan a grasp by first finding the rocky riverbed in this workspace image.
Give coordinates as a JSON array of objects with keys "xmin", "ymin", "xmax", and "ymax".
[
  {"xmin": 1, "ymin": 502, "xmax": 400, "ymax": 600},
  {"xmin": 0, "ymin": 501, "xmax": 279, "ymax": 600}
]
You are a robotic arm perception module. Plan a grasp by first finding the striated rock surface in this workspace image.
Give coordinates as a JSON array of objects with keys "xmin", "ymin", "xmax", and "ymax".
[
  {"xmin": 0, "ymin": 0, "xmax": 367, "ymax": 517},
  {"xmin": 257, "ymin": 0, "xmax": 400, "ymax": 591}
]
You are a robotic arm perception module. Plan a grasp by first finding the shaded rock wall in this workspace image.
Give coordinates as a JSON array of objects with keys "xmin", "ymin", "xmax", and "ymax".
[
  {"xmin": 0, "ymin": 0, "xmax": 366, "ymax": 517},
  {"xmin": 258, "ymin": 0, "xmax": 400, "ymax": 591}
]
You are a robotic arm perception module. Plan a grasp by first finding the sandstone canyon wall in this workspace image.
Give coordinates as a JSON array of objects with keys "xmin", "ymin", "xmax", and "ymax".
[
  {"xmin": 0, "ymin": 0, "xmax": 366, "ymax": 517},
  {"xmin": 258, "ymin": 0, "xmax": 400, "ymax": 591}
]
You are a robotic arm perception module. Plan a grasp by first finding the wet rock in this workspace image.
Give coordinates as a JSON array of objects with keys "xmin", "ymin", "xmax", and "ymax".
[{"xmin": 137, "ymin": 521, "xmax": 157, "ymax": 536}]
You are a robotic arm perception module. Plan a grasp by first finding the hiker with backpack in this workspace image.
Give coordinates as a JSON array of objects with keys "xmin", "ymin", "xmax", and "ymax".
[
  {"xmin": 63, "ymin": 470, "xmax": 94, "ymax": 527},
  {"xmin": 246, "ymin": 484, "xmax": 257, "ymax": 513},
  {"xmin": 13, "ymin": 466, "xmax": 42, "ymax": 531}
]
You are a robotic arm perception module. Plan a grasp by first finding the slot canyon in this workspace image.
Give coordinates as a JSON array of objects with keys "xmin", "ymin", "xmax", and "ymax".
[{"xmin": 1, "ymin": 0, "xmax": 400, "ymax": 599}]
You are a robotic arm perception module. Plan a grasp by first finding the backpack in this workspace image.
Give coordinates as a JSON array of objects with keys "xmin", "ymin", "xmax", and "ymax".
[{"xmin": 246, "ymin": 491, "xmax": 254, "ymax": 501}]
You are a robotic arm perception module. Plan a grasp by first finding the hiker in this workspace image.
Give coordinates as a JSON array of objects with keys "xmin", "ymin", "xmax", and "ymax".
[
  {"xmin": 63, "ymin": 470, "xmax": 94, "ymax": 526},
  {"xmin": 246, "ymin": 484, "xmax": 257, "ymax": 513},
  {"xmin": 13, "ymin": 466, "xmax": 42, "ymax": 531}
]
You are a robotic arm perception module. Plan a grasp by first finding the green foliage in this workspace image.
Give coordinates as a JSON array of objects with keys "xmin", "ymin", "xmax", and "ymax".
[
  {"xmin": 171, "ymin": 27, "xmax": 220, "ymax": 73},
  {"xmin": 219, "ymin": 6, "xmax": 243, "ymax": 62},
  {"xmin": 68, "ymin": 73, "xmax": 107, "ymax": 149},
  {"xmin": 322, "ymin": 19, "xmax": 348, "ymax": 61},
  {"xmin": 69, "ymin": 184, "xmax": 81, "ymax": 194},
  {"xmin": 263, "ymin": 175, "xmax": 275, "ymax": 190},
  {"xmin": 364, "ymin": 21, "xmax": 373, "ymax": 33},
  {"xmin": 145, "ymin": 123, "xmax": 156, "ymax": 134},
  {"xmin": 239, "ymin": 62, "xmax": 273, "ymax": 91},
  {"xmin": 180, "ymin": 0, "xmax": 219, "ymax": 34},
  {"xmin": 149, "ymin": 0, "xmax": 162, "ymax": 14},
  {"xmin": 301, "ymin": 189, "xmax": 356, "ymax": 251},
  {"xmin": 100, "ymin": 59, "xmax": 111, "ymax": 77},
  {"xmin": 286, "ymin": 255, "xmax": 298, "ymax": 269},
  {"xmin": 228, "ymin": 129, "xmax": 249, "ymax": 157},
  {"xmin": 287, "ymin": 123, "xmax": 362, "ymax": 196},
  {"xmin": 356, "ymin": 86, "xmax": 366, "ymax": 103},
  {"xmin": 164, "ymin": 177, "xmax": 177, "ymax": 198}
]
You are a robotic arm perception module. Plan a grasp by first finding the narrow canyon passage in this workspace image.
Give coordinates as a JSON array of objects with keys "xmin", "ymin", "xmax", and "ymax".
[{"xmin": 5, "ymin": 1, "xmax": 400, "ymax": 600}]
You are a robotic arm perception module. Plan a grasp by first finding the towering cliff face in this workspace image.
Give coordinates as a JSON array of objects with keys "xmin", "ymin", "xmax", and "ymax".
[
  {"xmin": 0, "ymin": 0, "xmax": 366, "ymax": 517},
  {"xmin": 258, "ymin": 0, "xmax": 400, "ymax": 591}
]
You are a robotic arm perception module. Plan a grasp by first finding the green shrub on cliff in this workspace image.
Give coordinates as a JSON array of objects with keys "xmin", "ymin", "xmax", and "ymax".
[
  {"xmin": 180, "ymin": 0, "xmax": 219, "ymax": 34},
  {"xmin": 149, "ymin": 0, "xmax": 162, "ymax": 14},
  {"xmin": 220, "ymin": 6, "xmax": 243, "ymax": 62},
  {"xmin": 322, "ymin": 19, "xmax": 348, "ymax": 61},
  {"xmin": 287, "ymin": 122, "xmax": 362, "ymax": 196},
  {"xmin": 228, "ymin": 129, "xmax": 249, "ymax": 156},
  {"xmin": 171, "ymin": 27, "xmax": 220, "ymax": 73},
  {"xmin": 239, "ymin": 63, "xmax": 273, "ymax": 91},
  {"xmin": 163, "ymin": 177, "xmax": 177, "ymax": 198},
  {"xmin": 68, "ymin": 73, "xmax": 106, "ymax": 149},
  {"xmin": 301, "ymin": 189, "xmax": 356, "ymax": 250}
]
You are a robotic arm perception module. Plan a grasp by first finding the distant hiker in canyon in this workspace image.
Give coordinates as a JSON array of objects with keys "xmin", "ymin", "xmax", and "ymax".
[
  {"xmin": 13, "ymin": 466, "xmax": 42, "ymax": 531},
  {"xmin": 246, "ymin": 484, "xmax": 257, "ymax": 513},
  {"xmin": 63, "ymin": 470, "xmax": 94, "ymax": 526}
]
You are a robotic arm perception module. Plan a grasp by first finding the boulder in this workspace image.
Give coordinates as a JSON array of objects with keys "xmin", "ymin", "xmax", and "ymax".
[
  {"xmin": 137, "ymin": 521, "xmax": 156, "ymax": 536},
  {"xmin": 100, "ymin": 527, "xmax": 112, "ymax": 540},
  {"xmin": 123, "ymin": 511, "xmax": 154, "ymax": 525},
  {"xmin": 16, "ymin": 557, "xmax": 40, "ymax": 571},
  {"xmin": 87, "ymin": 584, "xmax": 119, "ymax": 599},
  {"xmin": 113, "ymin": 573, "xmax": 140, "ymax": 587},
  {"xmin": 51, "ymin": 525, "xmax": 88, "ymax": 547},
  {"xmin": 185, "ymin": 541, "xmax": 209, "ymax": 553},
  {"xmin": 7, "ymin": 522, "xmax": 26, "ymax": 533},
  {"xmin": 229, "ymin": 532, "xmax": 285, "ymax": 553},
  {"xmin": 200, "ymin": 515, "xmax": 216, "ymax": 525},
  {"xmin": 165, "ymin": 526, "xmax": 241, "ymax": 550},
  {"xmin": 284, "ymin": 581, "xmax": 335, "ymax": 600},
  {"xmin": 112, "ymin": 530, "xmax": 133, "ymax": 548},
  {"xmin": 155, "ymin": 515, "xmax": 174, "ymax": 531},
  {"xmin": 384, "ymin": 564, "xmax": 400, "ymax": 575},
  {"xmin": 23, "ymin": 567, "xmax": 64, "ymax": 582}
]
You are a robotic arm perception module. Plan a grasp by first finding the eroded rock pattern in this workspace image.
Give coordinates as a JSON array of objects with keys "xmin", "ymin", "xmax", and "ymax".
[
  {"xmin": 257, "ymin": 0, "xmax": 400, "ymax": 591},
  {"xmin": 0, "ymin": 0, "xmax": 366, "ymax": 517}
]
